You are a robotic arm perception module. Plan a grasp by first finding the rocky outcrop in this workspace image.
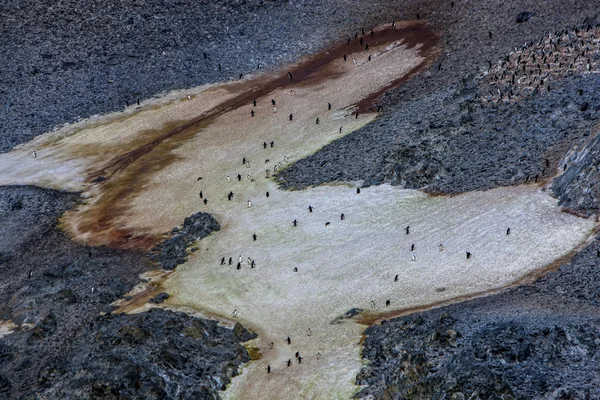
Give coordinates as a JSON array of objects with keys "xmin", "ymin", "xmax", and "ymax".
[
  {"xmin": 150, "ymin": 212, "xmax": 220, "ymax": 270},
  {"xmin": 358, "ymin": 313, "xmax": 600, "ymax": 399},
  {"xmin": 553, "ymin": 133, "xmax": 600, "ymax": 216},
  {"xmin": 41, "ymin": 308, "xmax": 255, "ymax": 399}
]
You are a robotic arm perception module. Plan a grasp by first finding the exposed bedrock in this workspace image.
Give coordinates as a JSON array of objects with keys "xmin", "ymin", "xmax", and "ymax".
[
  {"xmin": 553, "ymin": 133, "xmax": 600, "ymax": 216},
  {"xmin": 149, "ymin": 212, "xmax": 221, "ymax": 270},
  {"xmin": 41, "ymin": 309, "xmax": 256, "ymax": 400}
]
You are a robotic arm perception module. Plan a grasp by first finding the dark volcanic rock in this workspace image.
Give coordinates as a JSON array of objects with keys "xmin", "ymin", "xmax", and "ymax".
[
  {"xmin": 38, "ymin": 308, "xmax": 256, "ymax": 399},
  {"xmin": 359, "ymin": 314, "xmax": 600, "ymax": 399},
  {"xmin": 157, "ymin": 234, "xmax": 189, "ymax": 270},
  {"xmin": 180, "ymin": 212, "xmax": 221, "ymax": 239},
  {"xmin": 148, "ymin": 292, "xmax": 170, "ymax": 304},
  {"xmin": 150, "ymin": 211, "xmax": 220, "ymax": 270},
  {"xmin": 233, "ymin": 322, "xmax": 257, "ymax": 342},
  {"xmin": 552, "ymin": 134, "xmax": 600, "ymax": 216},
  {"xmin": 516, "ymin": 11, "xmax": 535, "ymax": 23}
]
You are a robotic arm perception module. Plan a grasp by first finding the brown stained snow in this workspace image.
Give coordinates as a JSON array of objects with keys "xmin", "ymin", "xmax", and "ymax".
[{"xmin": 0, "ymin": 21, "xmax": 438, "ymax": 250}]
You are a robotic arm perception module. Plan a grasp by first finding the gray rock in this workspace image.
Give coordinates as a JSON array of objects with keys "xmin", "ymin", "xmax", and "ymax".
[
  {"xmin": 148, "ymin": 292, "xmax": 169, "ymax": 304},
  {"xmin": 150, "ymin": 212, "xmax": 220, "ymax": 270},
  {"xmin": 516, "ymin": 11, "xmax": 535, "ymax": 23}
]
